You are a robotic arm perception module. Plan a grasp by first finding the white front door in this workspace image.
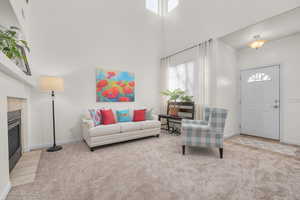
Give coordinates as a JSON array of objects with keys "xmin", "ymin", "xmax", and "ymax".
[{"xmin": 241, "ymin": 66, "xmax": 280, "ymax": 140}]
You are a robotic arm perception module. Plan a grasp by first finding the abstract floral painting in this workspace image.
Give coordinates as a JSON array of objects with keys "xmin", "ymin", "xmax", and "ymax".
[{"xmin": 96, "ymin": 69, "xmax": 135, "ymax": 102}]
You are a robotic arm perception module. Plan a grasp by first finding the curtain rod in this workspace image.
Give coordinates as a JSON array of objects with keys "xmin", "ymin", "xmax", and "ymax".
[{"xmin": 161, "ymin": 38, "xmax": 212, "ymax": 60}]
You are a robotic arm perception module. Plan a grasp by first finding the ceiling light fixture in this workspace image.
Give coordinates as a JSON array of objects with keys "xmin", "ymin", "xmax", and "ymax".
[{"xmin": 249, "ymin": 35, "xmax": 267, "ymax": 49}]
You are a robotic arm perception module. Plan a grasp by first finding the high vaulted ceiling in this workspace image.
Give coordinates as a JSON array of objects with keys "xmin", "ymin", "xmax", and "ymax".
[{"xmin": 220, "ymin": 7, "xmax": 300, "ymax": 49}]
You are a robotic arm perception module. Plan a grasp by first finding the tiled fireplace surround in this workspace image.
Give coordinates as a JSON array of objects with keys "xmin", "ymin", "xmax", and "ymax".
[
  {"xmin": 7, "ymin": 97, "xmax": 29, "ymax": 154},
  {"xmin": 5, "ymin": 97, "xmax": 32, "ymax": 186}
]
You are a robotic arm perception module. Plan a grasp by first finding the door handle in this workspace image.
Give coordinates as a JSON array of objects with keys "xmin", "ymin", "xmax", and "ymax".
[{"xmin": 273, "ymin": 105, "xmax": 279, "ymax": 109}]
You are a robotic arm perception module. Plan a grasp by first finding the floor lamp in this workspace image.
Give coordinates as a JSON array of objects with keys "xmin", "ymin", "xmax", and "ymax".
[{"xmin": 39, "ymin": 76, "xmax": 64, "ymax": 152}]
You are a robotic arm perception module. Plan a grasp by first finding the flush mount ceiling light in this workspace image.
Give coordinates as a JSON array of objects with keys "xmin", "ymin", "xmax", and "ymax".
[{"xmin": 249, "ymin": 35, "xmax": 267, "ymax": 49}]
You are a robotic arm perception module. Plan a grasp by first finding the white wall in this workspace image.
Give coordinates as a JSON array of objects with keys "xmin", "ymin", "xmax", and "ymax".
[
  {"xmin": 163, "ymin": 0, "xmax": 300, "ymax": 55},
  {"xmin": 28, "ymin": 0, "xmax": 163, "ymax": 147},
  {"xmin": 9, "ymin": 0, "xmax": 29, "ymax": 36},
  {"xmin": 213, "ymin": 40, "xmax": 239, "ymax": 138},
  {"xmin": 0, "ymin": 1, "xmax": 31, "ymax": 198},
  {"xmin": 0, "ymin": 72, "xmax": 31, "ymax": 200},
  {"xmin": 0, "ymin": 0, "xmax": 19, "ymax": 28},
  {"xmin": 237, "ymin": 33, "xmax": 300, "ymax": 145}
]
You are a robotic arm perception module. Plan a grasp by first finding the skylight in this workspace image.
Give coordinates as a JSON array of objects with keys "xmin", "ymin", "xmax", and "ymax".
[
  {"xmin": 168, "ymin": 0, "xmax": 178, "ymax": 12},
  {"xmin": 146, "ymin": 0, "xmax": 159, "ymax": 15}
]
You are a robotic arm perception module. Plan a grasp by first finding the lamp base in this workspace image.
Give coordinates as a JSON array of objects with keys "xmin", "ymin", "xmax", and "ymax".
[{"xmin": 47, "ymin": 145, "xmax": 63, "ymax": 152}]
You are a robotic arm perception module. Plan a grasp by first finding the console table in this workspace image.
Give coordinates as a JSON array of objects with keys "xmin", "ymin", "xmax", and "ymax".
[{"xmin": 159, "ymin": 102, "xmax": 195, "ymax": 135}]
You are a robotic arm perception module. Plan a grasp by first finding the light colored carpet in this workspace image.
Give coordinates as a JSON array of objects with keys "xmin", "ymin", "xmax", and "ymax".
[
  {"xmin": 7, "ymin": 133, "xmax": 300, "ymax": 200},
  {"xmin": 10, "ymin": 150, "xmax": 42, "ymax": 187},
  {"xmin": 229, "ymin": 135, "xmax": 300, "ymax": 159}
]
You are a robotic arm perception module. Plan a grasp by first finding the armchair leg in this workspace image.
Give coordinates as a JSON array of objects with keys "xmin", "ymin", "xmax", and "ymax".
[
  {"xmin": 182, "ymin": 145, "xmax": 185, "ymax": 155},
  {"xmin": 219, "ymin": 148, "xmax": 223, "ymax": 159}
]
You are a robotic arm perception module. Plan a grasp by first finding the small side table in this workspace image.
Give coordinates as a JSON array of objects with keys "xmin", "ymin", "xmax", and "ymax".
[{"xmin": 158, "ymin": 114, "xmax": 183, "ymax": 135}]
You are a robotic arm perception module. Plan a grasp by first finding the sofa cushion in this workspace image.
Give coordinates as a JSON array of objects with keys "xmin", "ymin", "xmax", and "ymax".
[
  {"xmin": 101, "ymin": 109, "xmax": 116, "ymax": 125},
  {"xmin": 120, "ymin": 122, "xmax": 142, "ymax": 132},
  {"xmin": 133, "ymin": 109, "xmax": 146, "ymax": 122},
  {"xmin": 116, "ymin": 109, "xmax": 131, "ymax": 122},
  {"xmin": 88, "ymin": 109, "xmax": 101, "ymax": 126},
  {"xmin": 146, "ymin": 108, "xmax": 154, "ymax": 120},
  {"xmin": 89, "ymin": 124, "xmax": 121, "ymax": 137},
  {"xmin": 140, "ymin": 120, "xmax": 161, "ymax": 129}
]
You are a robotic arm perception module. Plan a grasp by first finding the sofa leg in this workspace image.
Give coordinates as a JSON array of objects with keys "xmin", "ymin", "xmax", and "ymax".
[
  {"xmin": 90, "ymin": 147, "xmax": 94, "ymax": 152},
  {"xmin": 156, "ymin": 134, "xmax": 160, "ymax": 138},
  {"xmin": 182, "ymin": 145, "xmax": 185, "ymax": 155},
  {"xmin": 219, "ymin": 148, "xmax": 223, "ymax": 159}
]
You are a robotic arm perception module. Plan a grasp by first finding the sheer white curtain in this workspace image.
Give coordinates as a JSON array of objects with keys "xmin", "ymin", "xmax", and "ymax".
[
  {"xmin": 160, "ymin": 57, "xmax": 170, "ymax": 113},
  {"xmin": 160, "ymin": 40, "xmax": 213, "ymax": 119},
  {"xmin": 195, "ymin": 40, "xmax": 213, "ymax": 119}
]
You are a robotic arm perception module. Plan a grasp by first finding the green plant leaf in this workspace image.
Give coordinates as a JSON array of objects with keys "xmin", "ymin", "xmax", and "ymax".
[
  {"xmin": 6, "ymin": 31, "xmax": 17, "ymax": 37},
  {"xmin": 161, "ymin": 88, "xmax": 187, "ymax": 102},
  {"xmin": 0, "ymin": 26, "xmax": 30, "ymax": 64},
  {"xmin": 180, "ymin": 95, "xmax": 193, "ymax": 102},
  {"xmin": 6, "ymin": 51, "xmax": 13, "ymax": 59},
  {"xmin": 20, "ymin": 40, "xmax": 30, "ymax": 52}
]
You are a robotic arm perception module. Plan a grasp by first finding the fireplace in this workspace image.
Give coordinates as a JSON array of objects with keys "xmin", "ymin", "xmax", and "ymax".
[{"xmin": 8, "ymin": 110, "xmax": 22, "ymax": 172}]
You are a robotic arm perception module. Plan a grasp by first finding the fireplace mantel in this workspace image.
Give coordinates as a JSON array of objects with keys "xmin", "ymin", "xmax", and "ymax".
[{"xmin": 0, "ymin": 52, "xmax": 36, "ymax": 87}]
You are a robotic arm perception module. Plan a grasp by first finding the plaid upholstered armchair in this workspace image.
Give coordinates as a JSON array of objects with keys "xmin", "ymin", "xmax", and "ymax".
[{"xmin": 181, "ymin": 107, "xmax": 228, "ymax": 158}]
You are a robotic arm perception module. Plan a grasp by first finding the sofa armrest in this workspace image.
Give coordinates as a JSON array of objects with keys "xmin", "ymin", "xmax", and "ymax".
[
  {"xmin": 81, "ymin": 119, "xmax": 94, "ymax": 144},
  {"xmin": 82, "ymin": 119, "xmax": 94, "ymax": 129}
]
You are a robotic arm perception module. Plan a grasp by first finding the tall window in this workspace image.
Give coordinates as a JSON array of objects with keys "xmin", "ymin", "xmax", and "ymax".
[
  {"xmin": 146, "ymin": 0, "xmax": 159, "ymax": 15},
  {"xmin": 168, "ymin": 0, "xmax": 179, "ymax": 12},
  {"xmin": 146, "ymin": 0, "xmax": 178, "ymax": 16},
  {"xmin": 168, "ymin": 61, "xmax": 195, "ymax": 96}
]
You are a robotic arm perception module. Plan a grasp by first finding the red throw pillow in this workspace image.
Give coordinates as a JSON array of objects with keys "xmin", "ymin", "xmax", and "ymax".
[
  {"xmin": 133, "ymin": 109, "xmax": 146, "ymax": 122},
  {"xmin": 100, "ymin": 109, "xmax": 116, "ymax": 125}
]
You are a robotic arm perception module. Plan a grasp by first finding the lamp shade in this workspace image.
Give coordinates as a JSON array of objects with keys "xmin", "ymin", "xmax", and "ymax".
[{"xmin": 39, "ymin": 76, "xmax": 64, "ymax": 92}]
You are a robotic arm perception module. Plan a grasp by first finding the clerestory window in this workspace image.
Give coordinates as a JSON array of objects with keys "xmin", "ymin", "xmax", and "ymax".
[
  {"xmin": 167, "ymin": 0, "xmax": 179, "ymax": 12},
  {"xmin": 146, "ymin": 0, "xmax": 179, "ymax": 16}
]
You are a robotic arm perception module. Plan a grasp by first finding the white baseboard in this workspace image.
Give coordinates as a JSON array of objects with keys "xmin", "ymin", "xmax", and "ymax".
[
  {"xmin": 224, "ymin": 132, "xmax": 240, "ymax": 139},
  {"xmin": 0, "ymin": 182, "xmax": 11, "ymax": 200},
  {"xmin": 280, "ymin": 139, "xmax": 300, "ymax": 146},
  {"xmin": 29, "ymin": 138, "xmax": 82, "ymax": 150},
  {"xmin": 23, "ymin": 146, "xmax": 30, "ymax": 152}
]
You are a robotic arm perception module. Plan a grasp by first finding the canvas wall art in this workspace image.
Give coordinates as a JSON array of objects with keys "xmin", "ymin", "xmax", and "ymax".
[{"xmin": 96, "ymin": 69, "xmax": 135, "ymax": 102}]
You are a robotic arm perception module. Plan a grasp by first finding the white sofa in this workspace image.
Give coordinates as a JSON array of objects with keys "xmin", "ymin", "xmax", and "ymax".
[{"xmin": 82, "ymin": 109, "xmax": 161, "ymax": 151}]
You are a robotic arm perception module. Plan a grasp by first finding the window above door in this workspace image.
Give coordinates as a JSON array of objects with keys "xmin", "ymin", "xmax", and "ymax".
[{"xmin": 248, "ymin": 72, "xmax": 271, "ymax": 83}]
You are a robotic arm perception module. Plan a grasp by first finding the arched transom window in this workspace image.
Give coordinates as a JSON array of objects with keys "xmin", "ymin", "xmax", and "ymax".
[{"xmin": 248, "ymin": 72, "xmax": 271, "ymax": 83}]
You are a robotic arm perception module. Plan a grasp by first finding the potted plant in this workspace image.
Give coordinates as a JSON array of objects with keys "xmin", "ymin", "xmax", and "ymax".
[
  {"xmin": 180, "ymin": 95, "xmax": 193, "ymax": 102},
  {"xmin": 161, "ymin": 89, "xmax": 193, "ymax": 102},
  {"xmin": 0, "ymin": 26, "xmax": 30, "ymax": 65},
  {"xmin": 161, "ymin": 88, "xmax": 185, "ymax": 102},
  {"xmin": 161, "ymin": 89, "xmax": 185, "ymax": 116}
]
